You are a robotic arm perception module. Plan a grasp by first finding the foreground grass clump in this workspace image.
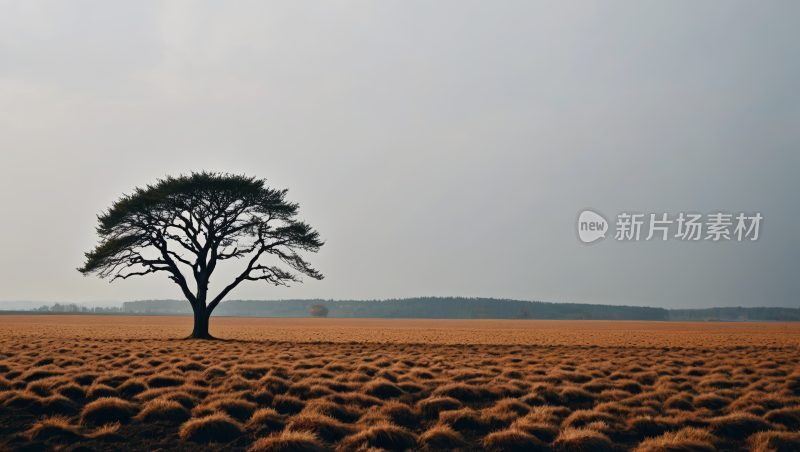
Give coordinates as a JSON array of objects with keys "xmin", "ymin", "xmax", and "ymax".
[
  {"xmin": 274, "ymin": 394, "xmax": 306, "ymax": 415},
  {"xmin": 747, "ymin": 431, "xmax": 800, "ymax": 452},
  {"xmin": 57, "ymin": 383, "xmax": 86, "ymax": 402},
  {"xmin": 40, "ymin": 394, "xmax": 80, "ymax": 415},
  {"xmin": 3, "ymin": 391, "xmax": 42, "ymax": 410},
  {"xmin": 304, "ymin": 400, "xmax": 361, "ymax": 424},
  {"xmin": 247, "ymin": 431, "xmax": 329, "ymax": 452},
  {"xmin": 553, "ymin": 427, "xmax": 615, "ymax": 452},
  {"xmin": 194, "ymin": 397, "xmax": 257, "ymax": 422},
  {"xmin": 482, "ymin": 427, "xmax": 544, "ymax": 452},
  {"xmin": 247, "ymin": 408, "xmax": 287, "ymax": 436},
  {"xmin": 26, "ymin": 415, "xmax": 82, "ymax": 441},
  {"xmin": 361, "ymin": 378, "xmax": 404, "ymax": 399},
  {"xmin": 135, "ymin": 398, "xmax": 191, "ymax": 423},
  {"xmin": 438, "ymin": 407, "xmax": 487, "ymax": 432},
  {"xmin": 87, "ymin": 383, "xmax": 119, "ymax": 400},
  {"xmin": 285, "ymin": 411, "xmax": 356, "ymax": 443},
  {"xmin": 708, "ymin": 412, "xmax": 778, "ymax": 441},
  {"xmin": 419, "ymin": 425, "xmax": 468, "ymax": 449},
  {"xmin": 509, "ymin": 418, "xmax": 560, "ymax": 442},
  {"xmin": 179, "ymin": 412, "xmax": 244, "ymax": 443},
  {"xmin": 633, "ymin": 427, "xmax": 719, "ymax": 452},
  {"xmin": 118, "ymin": 378, "xmax": 148, "ymax": 397},
  {"xmin": 85, "ymin": 421, "xmax": 125, "ymax": 442},
  {"xmin": 340, "ymin": 420, "xmax": 417, "ymax": 451},
  {"xmin": 80, "ymin": 397, "xmax": 139, "ymax": 424},
  {"xmin": 418, "ymin": 396, "xmax": 461, "ymax": 419}
]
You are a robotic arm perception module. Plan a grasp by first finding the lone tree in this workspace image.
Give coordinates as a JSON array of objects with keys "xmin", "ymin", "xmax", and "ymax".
[
  {"xmin": 78, "ymin": 172, "xmax": 324, "ymax": 339},
  {"xmin": 309, "ymin": 304, "xmax": 329, "ymax": 317}
]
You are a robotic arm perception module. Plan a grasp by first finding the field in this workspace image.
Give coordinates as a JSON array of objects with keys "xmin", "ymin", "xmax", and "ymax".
[{"xmin": 1, "ymin": 316, "xmax": 799, "ymax": 452}]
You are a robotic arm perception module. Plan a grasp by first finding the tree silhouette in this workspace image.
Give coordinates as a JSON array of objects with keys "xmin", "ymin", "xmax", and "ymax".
[
  {"xmin": 310, "ymin": 304, "xmax": 329, "ymax": 317},
  {"xmin": 78, "ymin": 172, "xmax": 324, "ymax": 339}
]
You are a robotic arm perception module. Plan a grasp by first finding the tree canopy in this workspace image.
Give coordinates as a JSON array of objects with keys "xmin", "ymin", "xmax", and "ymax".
[{"xmin": 78, "ymin": 172, "xmax": 324, "ymax": 338}]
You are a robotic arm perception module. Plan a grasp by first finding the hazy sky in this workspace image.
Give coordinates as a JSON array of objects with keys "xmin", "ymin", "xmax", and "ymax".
[{"xmin": 1, "ymin": 2, "xmax": 798, "ymax": 309}]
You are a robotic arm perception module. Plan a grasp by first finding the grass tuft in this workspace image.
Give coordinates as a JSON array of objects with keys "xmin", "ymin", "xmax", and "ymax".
[
  {"xmin": 553, "ymin": 427, "xmax": 615, "ymax": 452},
  {"xmin": 87, "ymin": 383, "xmax": 120, "ymax": 400},
  {"xmin": 41, "ymin": 394, "xmax": 80, "ymax": 415},
  {"xmin": 247, "ymin": 407, "xmax": 287, "ymax": 436},
  {"xmin": 3, "ymin": 391, "xmax": 43, "ymax": 410},
  {"xmin": 708, "ymin": 412, "xmax": 778, "ymax": 441},
  {"xmin": 361, "ymin": 378, "xmax": 404, "ymax": 399},
  {"xmin": 764, "ymin": 407, "xmax": 800, "ymax": 430},
  {"xmin": 419, "ymin": 425, "xmax": 468, "ymax": 450},
  {"xmin": 118, "ymin": 378, "xmax": 148, "ymax": 398},
  {"xmin": 179, "ymin": 412, "xmax": 244, "ymax": 443},
  {"xmin": 26, "ymin": 415, "xmax": 83, "ymax": 441},
  {"xmin": 194, "ymin": 397, "xmax": 257, "ymax": 422},
  {"xmin": 482, "ymin": 427, "xmax": 544, "ymax": 452},
  {"xmin": 747, "ymin": 431, "xmax": 800, "ymax": 452},
  {"xmin": 81, "ymin": 397, "xmax": 139, "ymax": 424},
  {"xmin": 509, "ymin": 419, "xmax": 560, "ymax": 443},
  {"xmin": 86, "ymin": 421, "xmax": 125, "ymax": 442},
  {"xmin": 274, "ymin": 394, "xmax": 306, "ymax": 415},
  {"xmin": 418, "ymin": 396, "xmax": 462, "ymax": 419},
  {"xmin": 285, "ymin": 411, "xmax": 357, "ymax": 443},
  {"xmin": 633, "ymin": 427, "xmax": 719, "ymax": 452},
  {"xmin": 135, "ymin": 398, "xmax": 192, "ymax": 423},
  {"xmin": 247, "ymin": 431, "xmax": 330, "ymax": 452},
  {"xmin": 340, "ymin": 420, "xmax": 417, "ymax": 452},
  {"xmin": 432, "ymin": 383, "xmax": 488, "ymax": 402},
  {"xmin": 57, "ymin": 383, "xmax": 86, "ymax": 402}
]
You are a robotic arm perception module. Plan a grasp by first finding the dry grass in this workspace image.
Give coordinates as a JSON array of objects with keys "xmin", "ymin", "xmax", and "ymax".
[
  {"xmin": 418, "ymin": 425, "xmax": 468, "ymax": 449},
  {"xmin": 339, "ymin": 420, "xmax": 417, "ymax": 451},
  {"xmin": 26, "ymin": 415, "xmax": 82, "ymax": 441},
  {"xmin": 247, "ymin": 407, "xmax": 287, "ymax": 436},
  {"xmin": 178, "ymin": 412, "xmax": 244, "ymax": 443},
  {"xmin": 80, "ymin": 397, "xmax": 139, "ymax": 424},
  {"xmin": 85, "ymin": 421, "xmax": 124, "ymax": 441},
  {"xmin": 553, "ymin": 427, "xmax": 615, "ymax": 452},
  {"xmin": 1, "ymin": 316, "xmax": 799, "ymax": 451},
  {"xmin": 633, "ymin": 427, "xmax": 719, "ymax": 452},
  {"xmin": 194, "ymin": 397, "xmax": 258, "ymax": 422},
  {"xmin": 135, "ymin": 398, "xmax": 191, "ymax": 423},
  {"xmin": 417, "ymin": 396, "xmax": 461, "ymax": 419},
  {"xmin": 248, "ymin": 431, "xmax": 329, "ymax": 452},
  {"xmin": 482, "ymin": 427, "xmax": 544, "ymax": 452},
  {"xmin": 708, "ymin": 412, "xmax": 779, "ymax": 441},
  {"xmin": 747, "ymin": 431, "xmax": 800, "ymax": 452},
  {"xmin": 285, "ymin": 411, "xmax": 357, "ymax": 443}
]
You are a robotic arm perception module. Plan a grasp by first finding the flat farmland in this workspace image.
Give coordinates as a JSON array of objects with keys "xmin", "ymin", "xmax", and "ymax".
[
  {"xmin": 1, "ymin": 316, "xmax": 799, "ymax": 452},
  {"xmin": 2, "ymin": 316, "xmax": 800, "ymax": 348}
]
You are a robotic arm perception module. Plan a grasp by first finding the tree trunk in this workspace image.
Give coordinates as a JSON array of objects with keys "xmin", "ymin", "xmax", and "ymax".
[{"xmin": 189, "ymin": 303, "xmax": 212, "ymax": 339}]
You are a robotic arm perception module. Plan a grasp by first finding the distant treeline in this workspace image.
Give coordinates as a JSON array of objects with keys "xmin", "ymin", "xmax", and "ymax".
[
  {"xmin": 122, "ymin": 297, "xmax": 670, "ymax": 320},
  {"xmin": 5, "ymin": 298, "xmax": 796, "ymax": 321},
  {"xmin": 668, "ymin": 307, "xmax": 800, "ymax": 322}
]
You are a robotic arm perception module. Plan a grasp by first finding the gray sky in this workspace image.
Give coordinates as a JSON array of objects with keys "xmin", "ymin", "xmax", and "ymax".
[{"xmin": 1, "ymin": 1, "xmax": 798, "ymax": 309}]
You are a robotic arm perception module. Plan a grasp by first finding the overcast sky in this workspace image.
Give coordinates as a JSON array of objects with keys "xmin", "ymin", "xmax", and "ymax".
[{"xmin": 1, "ymin": 2, "xmax": 798, "ymax": 309}]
